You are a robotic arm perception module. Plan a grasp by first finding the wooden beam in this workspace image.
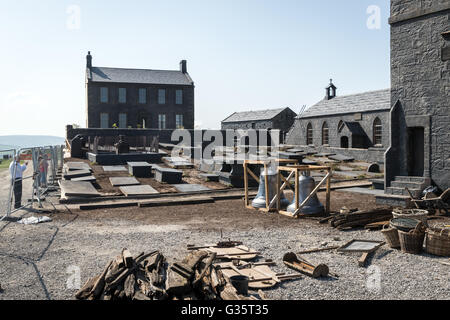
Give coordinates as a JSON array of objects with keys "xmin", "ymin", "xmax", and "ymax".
[{"xmin": 293, "ymin": 172, "xmax": 331, "ymax": 218}]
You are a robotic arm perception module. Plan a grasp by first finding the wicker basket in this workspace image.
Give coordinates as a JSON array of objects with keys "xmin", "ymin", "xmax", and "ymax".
[
  {"xmin": 425, "ymin": 228, "xmax": 450, "ymax": 257},
  {"xmin": 381, "ymin": 224, "xmax": 400, "ymax": 248},
  {"xmin": 392, "ymin": 208, "xmax": 429, "ymax": 223},
  {"xmin": 398, "ymin": 222, "xmax": 426, "ymax": 254}
]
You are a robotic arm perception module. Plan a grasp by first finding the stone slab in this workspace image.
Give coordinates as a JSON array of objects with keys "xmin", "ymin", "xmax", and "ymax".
[
  {"xmin": 127, "ymin": 161, "xmax": 153, "ymax": 178},
  {"xmin": 109, "ymin": 177, "xmax": 141, "ymax": 187},
  {"xmin": 313, "ymin": 152, "xmax": 336, "ymax": 157},
  {"xmin": 102, "ymin": 165, "xmax": 127, "ymax": 172},
  {"xmin": 71, "ymin": 175, "xmax": 97, "ymax": 182},
  {"xmin": 336, "ymin": 187, "xmax": 385, "ymax": 196},
  {"xmin": 64, "ymin": 162, "xmax": 92, "ymax": 171},
  {"xmin": 153, "ymin": 165, "xmax": 183, "ymax": 184},
  {"xmin": 167, "ymin": 162, "xmax": 194, "ymax": 169},
  {"xmin": 172, "ymin": 184, "xmax": 211, "ymax": 193},
  {"xmin": 286, "ymin": 148, "xmax": 304, "ymax": 153},
  {"xmin": 63, "ymin": 169, "xmax": 92, "ymax": 180},
  {"xmin": 119, "ymin": 185, "xmax": 159, "ymax": 196},
  {"xmin": 87, "ymin": 152, "xmax": 165, "ymax": 165},
  {"xmin": 328, "ymin": 154, "xmax": 355, "ymax": 162},
  {"xmin": 59, "ymin": 180, "xmax": 100, "ymax": 198},
  {"xmin": 198, "ymin": 173, "xmax": 220, "ymax": 182}
]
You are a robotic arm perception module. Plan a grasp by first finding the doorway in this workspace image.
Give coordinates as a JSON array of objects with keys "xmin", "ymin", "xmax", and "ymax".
[
  {"xmin": 407, "ymin": 127, "xmax": 424, "ymax": 176},
  {"xmin": 340, "ymin": 136, "xmax": 349, "ymax": 148}
]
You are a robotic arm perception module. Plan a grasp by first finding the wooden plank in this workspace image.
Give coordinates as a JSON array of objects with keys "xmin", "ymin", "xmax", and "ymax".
[
  {"xmin": 138, "ymin": 196, "xmax": 214, "ymax": 207},
  {"xmin": 358, "ymin": 252, "xmax": 371, "ymax": 267}
]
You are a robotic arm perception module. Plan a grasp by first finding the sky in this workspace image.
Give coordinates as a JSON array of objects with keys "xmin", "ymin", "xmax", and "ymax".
[{"xmin": 0, "ymin": 0, "xmax": 391, "ymax": 137}]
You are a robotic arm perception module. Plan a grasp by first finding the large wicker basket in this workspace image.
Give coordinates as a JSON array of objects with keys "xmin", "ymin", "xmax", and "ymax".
[
  {"xmin": 398, "ymin": 222, "xmax": 426, "ymax": 254},
  {"xmin": 392, "ymin": 208, "xmax": 429, "ymax": 223},
  {"xmin": 425, "ymin": 228, "xmax": 450, "ymax": 257},
  {"xmin": 381, "ymin": 224, "xmax": 400, "ymax": 248}
]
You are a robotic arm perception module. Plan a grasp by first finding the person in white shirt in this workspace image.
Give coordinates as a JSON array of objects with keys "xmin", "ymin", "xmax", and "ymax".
[{"xmin": 9, "ymin": 156, "xmax": 28, "ymax": 209}]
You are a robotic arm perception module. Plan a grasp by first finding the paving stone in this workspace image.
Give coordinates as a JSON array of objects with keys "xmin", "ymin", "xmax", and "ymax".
[{"xmin": 59, "ymin": 180, "xmax": 100, "ymax": 198}]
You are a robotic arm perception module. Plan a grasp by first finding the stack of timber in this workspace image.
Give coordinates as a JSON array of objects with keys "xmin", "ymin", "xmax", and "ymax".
[
  {"xmin": 75, "ymin": 248, "xmax": 256, "ymax": 300},
  {"xmin": 328, "ymin": 207, "xmax": 393, "ymax": 230}
]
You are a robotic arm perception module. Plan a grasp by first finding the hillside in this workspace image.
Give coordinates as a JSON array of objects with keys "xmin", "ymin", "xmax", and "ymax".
[{"xmin": 0, "ymin": 135, "xmax": 65, "ymax": 150}]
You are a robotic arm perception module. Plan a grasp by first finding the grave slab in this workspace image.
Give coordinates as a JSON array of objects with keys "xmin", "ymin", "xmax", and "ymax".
[
  {"xmin": 127, "ymin": 162, "xmax": 153, "ymax": 178},
  {"xmin": 328, "ymin": 154, "xmax": 354, "ymax": 162},
  {"xmin": 59, "ymin": 180, "xmax": 100, "ymax": 198},
  {"xmin": 198, "ymin": 173, "xmax": 220, "ymax": 182},
  {"xmin": 109, "ymin": 177, "xmax": 141, "ymax": 187},
  {"xmin": 119, "ymin": 185, "xmax": 159, "ymax": 196},
  {"xmin": 71, "ymin": 175, "xmax": 97, "ymax": 182},
  {"xmin": 103, "ymin": 165, "xmax": 127, "ymax": 172},
  {"xmin": 153, "ymin": 165, "xmax": 183, "ymax": 184},
  {"xmin": 172, "ymin": 184, "xmax": 211, "ymax": 193},
  {"xmin": 64, "ymin": 162, "xmax": 92, "ymax": 171},
  {"xmin": 63, "ymin": 169, "xmax": 92, "ymax": 180}
]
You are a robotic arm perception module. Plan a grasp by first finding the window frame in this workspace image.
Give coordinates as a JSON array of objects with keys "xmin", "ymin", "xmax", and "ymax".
[
  {"xmin": 322, "ymin": 122, "xmax": 329, "ymax": 145},
  {"xmin": 306, "ymin": 123, "xmax": 313, "ymax": 145},
  {"xmin": 100, "ymin": 87, "xmax": 109, "ymax": 103},
  {"xmin": 175, "ymin": 114, "xmax": 184, "ymax": 129},
  {"xmin": 158, "ymin": 114, "xmax": 166, "ymax": 129},
  {"xmin": 100, "ymin": 113, "xmax": 109, "ymax": 128},
  {"xmin": 373, "ymin": 117, "xmax": 383, "ymax": 146},
  {"xmin": 118, "ymin": 113, "xmax": 127, "ymax": 128},
  {"xmin": 138, "ymin": 88, "xmax": 147, "ymax": 104},
  {"xmin": 158, "ymin": 89, "xmax": 166, "ymax": 105},
  {"xmin": 118, "ymin": 88, "xmax": 127, "ymax": 104},
  {"xmin": 175, "ymin": 89, "xmax": 183, "ymax": 105}
]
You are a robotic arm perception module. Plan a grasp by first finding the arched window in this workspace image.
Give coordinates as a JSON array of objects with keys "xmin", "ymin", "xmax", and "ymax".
[
  {"xmin": 373, "ymin": 117, "xmax": 382, "ymax": 145},
  {"xmin": 306, "ymin": 123, "xmax": 313, "ymax": 145},
  {"xmin": 338, "ymin": 120, "xmax": 345, "ymax": 133},
  {"xmin": 322, "ymin": 122, "xmax": 329, "ymax": 145}
]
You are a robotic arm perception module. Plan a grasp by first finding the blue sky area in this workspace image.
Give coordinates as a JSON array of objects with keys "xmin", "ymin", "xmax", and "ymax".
[{"xmin": 0, "ymin": 0, "xmax": 391, "ymax": 136}]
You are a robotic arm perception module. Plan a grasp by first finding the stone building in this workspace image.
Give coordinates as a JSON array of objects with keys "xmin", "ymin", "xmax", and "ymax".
[
  {"xmin": 286, "ymin": 81, "xmax": 390, "ymax": 163},
  {"xmin": 221, "ymin": 107, "xmax": 297, "ymax": 133},
  {"xmin": 85, "ymin": 52, "xmax": 195, "ymax": 129},
  {"xmin": 379, "ymin": 0, "xmax": 450, "ymax": 205}
]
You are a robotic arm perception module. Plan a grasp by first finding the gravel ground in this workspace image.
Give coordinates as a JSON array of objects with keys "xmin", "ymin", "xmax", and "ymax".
[{"xmin": 0, "ymin": 186, "xmax": 449, "ymax": 300}]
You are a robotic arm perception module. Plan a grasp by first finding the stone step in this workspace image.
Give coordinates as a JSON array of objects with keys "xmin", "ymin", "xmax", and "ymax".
[
  {"xmin": 386, "ymin": 187, "xmax": 422, "ymax": 198},
  {"xmin": 391, "ymin": 181, "xmax": 424, "ymax": 189},
  {"xmin": 375, "ymin": 194, "xmax": 411, "ymax": 208},
  {"xmin": 394, "ymin": 176, "xmax": 429, "ymax": 184}
]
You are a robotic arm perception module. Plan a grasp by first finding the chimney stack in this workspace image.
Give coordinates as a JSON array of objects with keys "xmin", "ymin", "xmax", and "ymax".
[
  {"xmin": 325, "ymin": 79, "xmax": 337, "ymax": 100},
  {"xmin": 86, "ymin": 51, "xmax": 92, "ymax": 69},
  {"xmin": 180, "ymin": 60, "xmax": 187, "ymax": 74}
]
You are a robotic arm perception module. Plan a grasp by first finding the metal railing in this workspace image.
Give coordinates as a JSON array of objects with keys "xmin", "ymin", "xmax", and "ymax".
[{"xmin": 1, "ymin": 145, "xmax": 64, "ymax": 222}]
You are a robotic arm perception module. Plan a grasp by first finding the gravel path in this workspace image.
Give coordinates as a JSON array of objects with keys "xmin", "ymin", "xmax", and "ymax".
[{"xmin": 0, "ymin": 196, "xmax": 448, "ymax": 300}]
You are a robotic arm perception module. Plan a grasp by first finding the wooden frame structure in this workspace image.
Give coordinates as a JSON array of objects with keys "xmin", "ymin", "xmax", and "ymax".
[
  {"xmin": 277, "ymin": 165, "xmax": 331, "ymax": 218},
  {"xmin": 243, "ymin": 159, "xmax": 299, "ymax": 212}
]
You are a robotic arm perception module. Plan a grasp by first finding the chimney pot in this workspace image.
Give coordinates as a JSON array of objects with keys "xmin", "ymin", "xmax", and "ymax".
[
  {"xmin": 180, "ymin": 60, "xmax": 187, "ymax": 74},
  {"xmin": 86, "ymin": 51, "xmax": 92, "ymax": 69}
]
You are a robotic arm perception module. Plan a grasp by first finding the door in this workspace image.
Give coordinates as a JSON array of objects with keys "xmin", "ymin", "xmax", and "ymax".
[
  {"xmin": 407, "ymin": 127, "xmax": 424, "ymax": 176},
  {"xmin": 340, "ymin": 136, "xmax": 349, "ymax": 148},
  {"xmin": 100, "ymin": 113, "xmax": 109, "ymax": 128}
]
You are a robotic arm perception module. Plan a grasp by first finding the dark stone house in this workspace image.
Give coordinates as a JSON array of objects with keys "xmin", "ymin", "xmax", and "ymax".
[
  {"xmin": 286, "ymin": 81, "xmax": 391, "ymax": 163},
  {"xmin": 85, "ymin": 52, "xmax": 195, "ymax": 129},
  {"xmin": 221, "ymin": 107, "xmax": 297, "ymax": 133},
  {"xmin": 379, "ymin": 0, "xmax": 450, "ymax": 205}
]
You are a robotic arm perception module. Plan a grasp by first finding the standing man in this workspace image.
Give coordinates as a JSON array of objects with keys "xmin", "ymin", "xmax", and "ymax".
[{"xmin": 9, "ymin": 155, "xmax": 28, "ymax": 209}]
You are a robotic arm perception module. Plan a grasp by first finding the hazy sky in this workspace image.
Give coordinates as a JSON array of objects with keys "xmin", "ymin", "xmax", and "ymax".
[{"xmin": 0, "ymin": 0, "xmax": 390, "ymax": 137}]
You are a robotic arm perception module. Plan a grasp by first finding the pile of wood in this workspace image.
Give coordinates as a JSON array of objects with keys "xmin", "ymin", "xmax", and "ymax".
[
  {"xmin": 75, "ymin": 248, "xmax": 256, "ymax": 300},
  {"xmin": 327, "ymin": 207, "xmax": 393, "ymax": 230}
]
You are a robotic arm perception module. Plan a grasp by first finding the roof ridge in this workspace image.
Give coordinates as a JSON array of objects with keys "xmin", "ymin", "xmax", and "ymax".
[
  {"xmin": 93, "ymin": 66, "xmax": 183, "ymax": 73},
  {"xmin": 321, "ymin": 88, "xmax": 390, "ymax": 100}
]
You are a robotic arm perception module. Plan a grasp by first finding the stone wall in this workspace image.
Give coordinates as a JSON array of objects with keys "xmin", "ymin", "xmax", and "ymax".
[
  {"xmin": 286, "ymin": 110, "xmax": 390, "ymax": 149},
  {"xmin": 86, "ymin": 82, "xmax": 195, "ymax": 129},
  {"xmin": 386, "ymin": 0, "xmax": 450, "ymax": 190}
]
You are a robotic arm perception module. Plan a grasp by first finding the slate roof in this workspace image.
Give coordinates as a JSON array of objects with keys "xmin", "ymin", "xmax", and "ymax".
[
  {"xmin": 344, "ymin": 122, "xmax": 366, "ymax": 136},
  {"xmin": 222, "ymin": 107, "xmax": 295, "ymax": 123},
  {"xmin": 299, "ymin": 89, "xmax": 390, "ymax": 118},
  {"xmin": 86, "ymin": 66, "xmax": 194, "ymax": 86}
]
